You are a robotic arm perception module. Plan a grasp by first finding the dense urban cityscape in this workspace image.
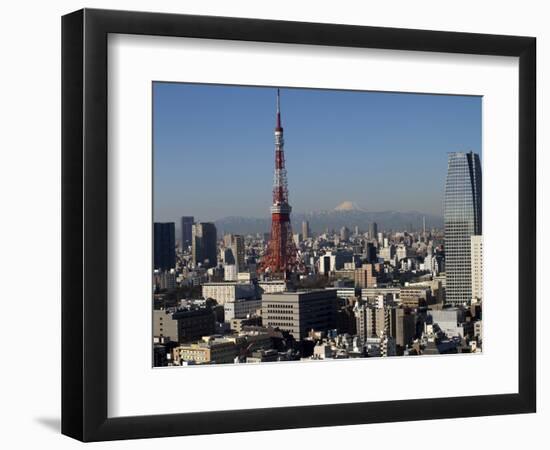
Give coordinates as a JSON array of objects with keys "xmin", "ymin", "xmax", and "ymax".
[{"xmin": 152, "ymin": 89, "xmax": 482, "ymax": 367}]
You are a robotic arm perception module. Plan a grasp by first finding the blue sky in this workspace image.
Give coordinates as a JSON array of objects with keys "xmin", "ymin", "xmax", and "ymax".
[{"xmin": 153, "ymin": 83, "xmax": 481, "ymax": 222}]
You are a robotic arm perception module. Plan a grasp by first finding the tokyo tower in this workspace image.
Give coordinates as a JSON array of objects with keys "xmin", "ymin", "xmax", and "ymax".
[{"xmin": 259, "ymin": 89, "xmax": 300, "ymax": 278}]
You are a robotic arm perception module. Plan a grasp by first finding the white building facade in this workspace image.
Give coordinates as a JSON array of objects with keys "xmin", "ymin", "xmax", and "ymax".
[
  {"xmin": 202, "ymin": 282, "xmax": 256, "ymax": 305},
  {"xmin": 223, "ymin": 298, "xmax": 262, "ymax": 321},
  {"xmin": 471, "ymin": 235, "xmax": 483, "ymax": 302}
]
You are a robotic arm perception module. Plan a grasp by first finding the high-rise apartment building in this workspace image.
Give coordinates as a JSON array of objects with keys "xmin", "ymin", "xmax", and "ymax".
[
  {"xmin": 192, "ymin": 222, "xmax": 218, "ymax": 269},
  {"xmin": 444, "ymin": 151, "xmax": 482, "ymax": 306},
  {"xmin": 354, "ymin": 304, "xmax": 385, "ymax": 340},
  {"xmin": 154, "ymin": 222, "xmax": 176, "ymax": 270},
  {"xmin": 354, "ymin": 305, "xmax": 415, "ymax": 348},
  {"xmin": 180, "ymin": 216, "xmax": 194, "ymax": 249},
  {"xmin": 354, "ymin": 264, "xmax": 378, "ymax": 289},
  {"xmin": 471, "ymin": 235, "xmax": 483, "ymax": 302}
]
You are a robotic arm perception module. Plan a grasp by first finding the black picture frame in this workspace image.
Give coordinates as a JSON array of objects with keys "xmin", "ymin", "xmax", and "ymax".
[{"xmin": 62, "ymin": 8, "xmax": 536, "ymax": 442}]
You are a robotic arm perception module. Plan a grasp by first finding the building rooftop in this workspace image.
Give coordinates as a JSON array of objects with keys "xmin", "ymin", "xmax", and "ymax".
[
  {"xmin": 172, "ymin": 306, "xmax": 214, "ymax": 319},
  {"xmin": 179, "ymin": 337, "xmax": 235, "ymax": 349},
  {"xmin": 264, "ymin": 288, "xmax": 337, "ymax": 296}
]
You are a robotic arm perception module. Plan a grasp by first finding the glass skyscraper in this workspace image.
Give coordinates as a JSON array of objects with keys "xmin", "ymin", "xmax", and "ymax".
[
  {"xmin": 192, "ymin": 222, "xmax": 218, "ymax": 269},
  {"xmin": 444, "ymin": 151, "xmax": 482, "ymax": 306},
  {"xmin": 180, "ymin": 216, "xmax": 194, "ymax": 249},
  {"xmin": 153, "ymin": 222, "xmax": 176, "ymax": 271}
]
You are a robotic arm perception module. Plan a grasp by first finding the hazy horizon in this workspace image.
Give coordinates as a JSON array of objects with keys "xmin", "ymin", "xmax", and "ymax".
[
  {"xmin": 153, "ymin": 83, "xmax": 482, "ymax": 223},
  {"xmin": 154, "ymin": 204, "xmax": 444, "ymax": 227}
]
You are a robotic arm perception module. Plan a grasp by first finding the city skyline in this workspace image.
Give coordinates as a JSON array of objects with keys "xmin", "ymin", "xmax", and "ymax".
[
  {"xmin": 153, "ymin": 83, "xmax": 482, "ymax": 223},
  {"xmin": 152, "ymin": 85, "xmax": 483, "ymax": 366}
]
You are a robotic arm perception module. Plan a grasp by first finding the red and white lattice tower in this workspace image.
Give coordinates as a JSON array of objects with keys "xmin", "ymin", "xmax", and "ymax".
[{"xmin": 259, "ymin": 89, "xmax": 300, "ymax": 278}]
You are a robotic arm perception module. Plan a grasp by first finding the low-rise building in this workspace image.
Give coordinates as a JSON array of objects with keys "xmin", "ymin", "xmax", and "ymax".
[
  {"xmin": 400, "ymin": 285, "xmax": 433, "ymax": 307},
  {"xmin": 246, "ymin": 349, "xmax": 279, "ymax": 363},
  {"xmin": 361, "ymin": 287, "xmax": 400, "ymax": 303},
  {"xmin": 474, "ymin": 320, "xmax": 483, "ymax": 341},
  {"xmin": 153, "ymin": 269, "xmax": 177, "ymax": 291},
  {"xmin": 224, "ymin": 297, "xmax": 262, "ymax": 321},
  {"xmin": 262, "ymin": 290, "xmax": 337, "ymax": 340},
  {"xmin": 172, "ymin": 306, "xmax": 216, "ymax": 343},
  {"xmin": 223, "ymin": 264, "xmax": 237, "ymax": 281},
  {"xmin": 173, "ymin": 337, "xmax": 238, "ymax": 365},
  {"xmin": 318, "ymin": 251, "xmax": 353, "ymax": 274},
  {"xmin": 237, "ymin": 271, "xmax": 257, "ymax": 282},
  {"xmin": 333, "ymin": 269, "xmax": 355, "ymax": 281},
  {"xmin": 336, "ymin": 287, "xmax": 360, "ymax": 301},
  {"xmin": 202, "ymin": 282, "xmax": 256, "ymax": 305},
  {"xmin": 233, "ymin": 329, "xmax": 274, "ymax": 353},
  {"xmin": 258, "ymin": 280, "xmax": 287, "ymax": 294},
  {"xmin": 428, "ymin": 308, "xmax": 466, "ymax": 337},
  {"xmin": 229, "ymin": 316, "xmax": 262, "ymax": 333},
  {"xmin": 153, "ymin": 309, "xmax": 179, "ymax": 342},
  {"xmin": 312, "ymin": 343, "xmax": 334, "ymax": 360}
]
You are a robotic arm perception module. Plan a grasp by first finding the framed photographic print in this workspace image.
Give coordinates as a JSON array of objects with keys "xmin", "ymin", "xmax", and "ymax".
[{"xmin": 61, "ymin": 8, "xmax": 536, "ymax": 442}]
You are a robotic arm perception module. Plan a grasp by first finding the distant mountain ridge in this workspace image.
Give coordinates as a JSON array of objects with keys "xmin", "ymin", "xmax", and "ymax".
[{"xmin": 214, "ymin": 209, "xmax": 443, "ymax": 235}]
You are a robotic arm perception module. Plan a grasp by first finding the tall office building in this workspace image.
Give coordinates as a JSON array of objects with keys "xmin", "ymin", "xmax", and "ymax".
[
  {"xmin": 180, "ymin": 216, "xmax": 194, "ymax": 249},
  {"xmin": 369, "ymin": 222, "xmax": 378, "ymax": 241},
  {"xmin": 365, "ymin": 242, "xmax": 377, "ymax": 263},
  {"xmin": 444, "ymin": 151, "xmax": 482, "ymax": 306},
  {"xmin": 340, "ymin": 226, "xmax": 350, "ymax": 242},
  {"xmin": 192, "ymin": 222, "xmax": 218, "ymax": 269},
  {"xmin": 224, "ymin": 234, "xmax": 245, "ymax": 271},
  {"xmin": 302, "ymin": 221, "xmax": 310, "ymax": 240},
  {"xmin": 154, "ymin": 222, "xmax": 176, "ymax": 270},
  {"xmin": 471, "ymin": 235, "xmax": 483, "ymax": 302}
]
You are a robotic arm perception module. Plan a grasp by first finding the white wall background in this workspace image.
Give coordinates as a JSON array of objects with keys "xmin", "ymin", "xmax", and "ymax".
[{"xmin": 0, "ymin": 1, "xmax": 545, "ymax": 448}]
